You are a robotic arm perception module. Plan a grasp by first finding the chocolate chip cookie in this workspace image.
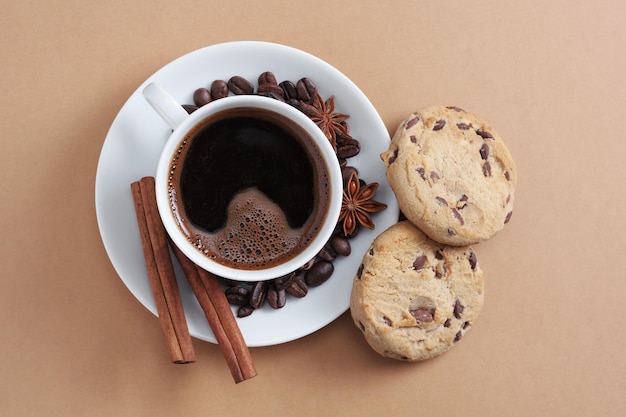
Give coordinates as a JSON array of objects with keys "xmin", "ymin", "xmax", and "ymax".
[
  {"xmin": 350, "ymin": 221, "xmax": 484, "ymax": 362},
  {"xmin": 381, "ymin": 106, "xmax": 517, "ymax": 245}
]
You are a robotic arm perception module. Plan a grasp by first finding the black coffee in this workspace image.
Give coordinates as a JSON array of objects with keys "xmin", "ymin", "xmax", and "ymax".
[{"xmin": 168, "ymin": 107, "xmax": 331, "ymax": 270}]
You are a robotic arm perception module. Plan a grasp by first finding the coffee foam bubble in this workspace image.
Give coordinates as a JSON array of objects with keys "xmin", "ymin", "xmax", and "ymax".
[{"xmin": 200, "ymin": 188, "xmax": 304, "ymax": 269}]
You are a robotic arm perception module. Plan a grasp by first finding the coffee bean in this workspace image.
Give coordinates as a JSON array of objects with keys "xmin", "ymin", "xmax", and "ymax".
[
  {"xmin": 300, "ymin": 258, "xmax": 316, "ymax": 271},
  {"xmin": 182, "ymin": 104, "xmax": 198, "ymax": 114},
  {"xmin": 193, "ymin": 88, "xmax": 212, "ymax": 107},
  {"xmin": 250, "ymin": 281, "xmax": 268, "ymax": 309},
  {"xmin": 258, "ymin": 71, "xmax": 278, "ymax": 86},
  {"xmin": 267, "ymin": 286, "xmax": 286, "ymax": 309},
  {"xmin": 228, "ymin": 76, "xmax": 254, "ymax": 95},
  {"xmin": 330, "ymin": 235, "xmax": 351, "ymax": 256},
  {"xmin": 225, "ymin": 286, "xmax": 250, "ymax": 306},
  {"xmin": 296, "ymin": 77, "xmax": 317, "ymax": 103},
  {"xmin": 279, "ymin": 80, "xmax": 298, "ymax": 100},
  {"xmin": 317, "ymin": 244, "xmax": 337, "ymax": 262},
  {"xmin": 285, "ymin": 275, "xmax": 308, "ymax": 298},
  {"xmin": 237, "ymin": 305, "xmax": 255, "ymax": 318},
  {"xmin": 257, "ymin": 83, "xmax": 285, "ymax": 99},
  {"xmin": 210, "ymin": 80, "xmax": 229, "ymax": 100},
  {"xmin": 273, "ymin": 272, "xmax": 295, "ymax": 291},
  {"xmin": 305, "ymin": 260, "xmax": 334, "ymax": 287},
  {"xmin": 336, "ymin": 136, "xmax": 361, "ymax": 159}
]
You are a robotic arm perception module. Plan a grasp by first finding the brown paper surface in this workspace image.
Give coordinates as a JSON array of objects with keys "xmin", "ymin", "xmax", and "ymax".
[{"xmin": 1, "ymin": 1, "xmax": 625, "ymax": 415}]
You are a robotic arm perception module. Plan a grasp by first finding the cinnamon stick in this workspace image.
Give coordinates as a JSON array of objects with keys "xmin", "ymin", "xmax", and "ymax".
[
  {"xmin": 169, "ymin": 242, "xmax": 257, "ymax": 383},
  {"xmin": 131, "ymin": 177, "xmax": 196, "ymax": 364}
]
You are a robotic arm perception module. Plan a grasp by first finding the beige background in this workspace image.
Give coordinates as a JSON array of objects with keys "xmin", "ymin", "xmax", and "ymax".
[{"xmin": 2, "ymin": 1, "xmax": 625, "ymax": 416}]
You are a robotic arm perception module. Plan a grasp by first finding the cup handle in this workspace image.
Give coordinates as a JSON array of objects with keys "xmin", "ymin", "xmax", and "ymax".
[{"xmin": 142, "ymin": 82, "xmax": 189, "ymax": 130}]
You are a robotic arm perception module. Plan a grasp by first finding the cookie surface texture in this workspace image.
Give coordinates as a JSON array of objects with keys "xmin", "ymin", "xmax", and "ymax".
[
  {"xmin": 350, "ymin": 221, "xmax": 484, "ymax": 362},
  {"xmin": 381, "ymin": 106, "xmax": 517, "ymax": 245}
]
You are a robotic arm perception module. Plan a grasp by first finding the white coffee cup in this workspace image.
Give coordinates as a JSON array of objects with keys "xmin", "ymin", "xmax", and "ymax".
[{"xmin": 142, "ymin": 82, "xmax": 343, "ymax": 281}]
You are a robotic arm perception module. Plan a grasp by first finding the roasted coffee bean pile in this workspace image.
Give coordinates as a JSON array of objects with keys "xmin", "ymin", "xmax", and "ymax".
[{"xmin": 183, "ymin": 71, "xmax": 372, "ymax": 317}]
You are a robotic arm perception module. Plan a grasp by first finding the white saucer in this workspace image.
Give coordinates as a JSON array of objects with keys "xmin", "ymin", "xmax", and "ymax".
[{"xmin": 95, "ymin": 41, "xmax": 399, "ymax": 347}]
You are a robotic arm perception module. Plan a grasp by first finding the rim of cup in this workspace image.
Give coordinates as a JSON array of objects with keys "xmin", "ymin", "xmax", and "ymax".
[{"xmin": 154, "ymin": 94, "xmax": 343, "ymax": 281}]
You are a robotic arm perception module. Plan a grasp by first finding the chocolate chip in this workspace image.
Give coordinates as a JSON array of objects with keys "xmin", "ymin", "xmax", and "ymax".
[
  {"xmin": 468, "ymin": 251, "xmax": 478, "ymax": 270},
  {"xmin": 410, "ymin": 308, "xmax": 434, "ymax": 323},
  {"xmin": 413, "ymin": 255, "xmax": 427, "ymax": 270},
  {"xmin": 435, "ymin": 249, "xmax": 444, "ymax": 260},
  {"xmin": 454, "ymin": 331, "xmax": 463, "ymax": 342},
  {"xmin": 504, "ymin": 211, "xmax": 513, "ymax": 224},
  {"xmin": 383, "ymin": 316, "xmax": 392, "ymax": 326},
  {"xmin": 416, "ymin": 167, "xmax": 426, "ymax": 180},
  {"xmin": 405, "ymin": 116, "xmax": 419, "ymax": 129},
  {"xmin": 452, "ymin": 208, "xmax": 464, "ymax": 225},
  {"xmin": 505, "ymin": 171, "xmax": 511, "ymax": 181},
  {"xmin": 447, "ymin": 227, "xmax": 457, "ymax": 236},
  {"xmin": 446, "ymin": 106, "xmax": 465, "ymax": 112},
  {"xmin": 436, "ymin": 196, "xmax": 448, "ymax": 206},
  {"xmin": 482, "ymin": 161, "xmax": 492, "ymax": 177},
  {"xmin": 444, "ymin": 318, "xmax": 451, "ymax": 328},
  {"xmin": 479, "ymin": 143, "xmax": 490, "ymax": 160},
  {"xmin": 476, "ymin": 129, "xmax": 494, "ymax": 139},
  {"xmin": 369, "ymin": 248, "xmax": 374, "ymax": 256},
  {"xmin": 410, "ymin": 135, "xmax": 417, "ymax": 143},
  {"xmin": 388, "ymin": 149, "xmax": 398, "ymax": 164},
  {"xmin": 463, "ymin": 321, "xmax": 471, "ymax": 329},
  {"xmin": 457, "ymin": 194, "xmax": 468, "ymax": 209},
  {"xmin": 435, "ymin": 263, "xmax": 446, "ymax": 278},
  {"xmin": 357, "ymin": 264, "xmax": 364, "ymax": 279},
  {"xmin": 457, "ymin": 122, "xmax": 471, "ymax": 130},
  {"xmin": 453, "ymin": 299, "xmax": 464, "ymax": 319},
  {"xmin": 430, "ymin": 171, "xmax": 440, "ymax": 180},
  {"xmin": 433, "ymin": 119, "xmax": 446, "ymax": 131}
]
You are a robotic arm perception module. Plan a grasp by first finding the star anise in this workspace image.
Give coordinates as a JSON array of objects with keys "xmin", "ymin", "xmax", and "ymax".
[
  {"xmin": 296, "ymin": 93, "xmax": 351, "ymax": 150},
  {"xmin": 339, "ymin": 171, "xmax": 388, "ymax": 236}
]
